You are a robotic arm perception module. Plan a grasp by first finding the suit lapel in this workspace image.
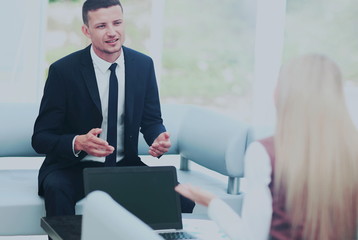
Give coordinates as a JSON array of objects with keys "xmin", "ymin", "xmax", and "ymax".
[
  {"xmin": 123, "ymin": 47, "xmax": 135, "ymax": 125},
  {"xmin": 80, "ymin": 46, "xmax": 102, "ymax": 114},
  {"xmin": 78, "ymin": 46, "xmax": 136, "ymax": 125}
]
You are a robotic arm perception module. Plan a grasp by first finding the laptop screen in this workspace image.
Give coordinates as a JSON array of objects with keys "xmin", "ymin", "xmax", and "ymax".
[{"xmin": 83, "ymin": 166, "xmax": 183, "ymax": 230}]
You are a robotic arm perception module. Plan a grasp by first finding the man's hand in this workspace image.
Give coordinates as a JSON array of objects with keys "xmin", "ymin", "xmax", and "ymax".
[
  {"xmin": 74, "ymin": 128, "xmax": 114, "ymax": 157},
  {"xmin": 149, "ymin": 132, "xmax": 171, "ymax": 157}
]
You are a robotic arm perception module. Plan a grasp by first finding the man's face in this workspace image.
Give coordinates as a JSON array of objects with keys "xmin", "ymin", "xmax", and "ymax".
[{"xmin": 82, "ymin": 5, "xmax": 125, "ymax": 62}]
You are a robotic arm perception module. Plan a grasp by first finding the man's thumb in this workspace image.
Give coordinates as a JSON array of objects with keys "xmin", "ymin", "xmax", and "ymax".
[{"xmin": 163, "ymin": 132, "xmax": 170, "ymax": 139}]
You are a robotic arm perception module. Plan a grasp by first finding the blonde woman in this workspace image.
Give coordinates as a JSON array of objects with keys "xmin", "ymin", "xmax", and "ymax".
[{"xmin": 176, "ymin": 54, "xmax": 358, "ymax": 240}]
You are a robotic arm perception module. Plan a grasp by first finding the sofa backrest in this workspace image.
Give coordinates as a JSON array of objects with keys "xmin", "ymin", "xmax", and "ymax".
[
  {"xmin": 1, "ymin": 102, "xmax": 252, "ymax": 180},
  {"xmin": 0, "ymin": 102, "xmax": 183, "ymax": 158},
  {"xmin": 0, "ymin": 102, "xmax": 41, "ymax": 157}
]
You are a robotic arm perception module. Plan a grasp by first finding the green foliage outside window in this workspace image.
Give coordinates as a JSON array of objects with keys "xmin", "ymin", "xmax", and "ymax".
[{"xmin": 49, "ymin": 0, "xmax": 80, "ymax": 3}]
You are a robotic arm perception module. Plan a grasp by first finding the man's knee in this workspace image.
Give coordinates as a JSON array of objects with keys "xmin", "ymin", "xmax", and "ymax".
[
  {"xmin": 42, "ymin": 169, "xmax": 83, "ymax": 201},
  {"xmin": 43, "ymin": 171, "xmax": 71, "ymax": 193},
  {"xmin": 42, "ymin": 170, "xmax": 82, "ymax": 217}
]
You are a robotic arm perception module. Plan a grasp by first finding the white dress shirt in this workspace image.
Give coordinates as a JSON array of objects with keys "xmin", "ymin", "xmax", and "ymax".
[
  {"xmin": 207, "ymin": 141, "xmax": 273, "ymax": 240},
  {"xmin": 78, "ymin": 46, "xmax": 125, "ymax": 163}
]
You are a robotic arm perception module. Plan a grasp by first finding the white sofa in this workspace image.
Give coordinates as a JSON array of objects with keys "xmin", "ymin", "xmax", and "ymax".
[{"xmin": 0, "ymin": 103, "xmax": 252, "ymax": 236}]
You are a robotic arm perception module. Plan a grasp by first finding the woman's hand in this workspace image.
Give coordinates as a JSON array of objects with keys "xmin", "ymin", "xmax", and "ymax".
[{"xmin": 175, "ymin": 183, "xmax": 216, "ymax": 207}]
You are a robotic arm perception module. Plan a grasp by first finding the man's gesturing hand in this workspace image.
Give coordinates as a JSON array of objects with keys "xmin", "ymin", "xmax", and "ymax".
[
  {"xmin": 74, "ymin": 128, "xmax": 114, "ymax": 157},
  {"xmin": 149, "ymin": 132, "xmax": 171, "ymax": 157}
]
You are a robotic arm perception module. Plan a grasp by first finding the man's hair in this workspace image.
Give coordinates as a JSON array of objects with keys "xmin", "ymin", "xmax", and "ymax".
[{"xmin": 82, "ymin": 0, "xmax": 122, "ymax": 25}]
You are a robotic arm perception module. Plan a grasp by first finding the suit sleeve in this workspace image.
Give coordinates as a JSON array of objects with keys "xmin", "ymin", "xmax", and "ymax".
[
  {"xmin": 32, "ymin": 64, "xmax": 78, "ymax": 160},
  {"xmin": 140, "ymin": 58, "xmax": 166, "ymax": 145}
]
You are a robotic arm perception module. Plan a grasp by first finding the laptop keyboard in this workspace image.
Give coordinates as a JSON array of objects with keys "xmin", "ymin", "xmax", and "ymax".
[{"xmin": 159, "ymin": 231, "xmax": 196, "ymax": 239}]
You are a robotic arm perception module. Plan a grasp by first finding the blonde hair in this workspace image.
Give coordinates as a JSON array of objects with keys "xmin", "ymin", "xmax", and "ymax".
[{"xmin": 274, "ymin": 54, "xmax": 358, "ymax": 239}]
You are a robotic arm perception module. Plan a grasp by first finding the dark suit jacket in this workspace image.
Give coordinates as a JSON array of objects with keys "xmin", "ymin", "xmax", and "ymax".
[{"xmin": 32, "ymin": 45, "xmax": 166, "ymax": 195}]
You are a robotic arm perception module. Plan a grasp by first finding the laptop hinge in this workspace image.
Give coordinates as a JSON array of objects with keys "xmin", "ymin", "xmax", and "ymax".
[{"xmin": 156, "ymin": 229, "xmax": 182, "ymax": 233}]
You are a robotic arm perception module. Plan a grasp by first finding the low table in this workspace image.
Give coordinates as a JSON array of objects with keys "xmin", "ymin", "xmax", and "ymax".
[{"xmin": 41, "ymin": 215, "xmax": 82, "ymax": 240}]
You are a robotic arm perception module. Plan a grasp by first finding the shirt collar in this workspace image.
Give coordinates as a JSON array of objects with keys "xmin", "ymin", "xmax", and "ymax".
[{"xmin": 90, "ymin": 46, "xmax": 124, "ymax": 73}]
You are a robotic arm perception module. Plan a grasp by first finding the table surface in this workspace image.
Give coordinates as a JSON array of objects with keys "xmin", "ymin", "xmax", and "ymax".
[
  {"xmin": 41, "ymin": 215, "xmax": 82, "ymax": 240},
  {"xmin": 41, "ymin": 214, "xmax": 211, "ymax": 240}
]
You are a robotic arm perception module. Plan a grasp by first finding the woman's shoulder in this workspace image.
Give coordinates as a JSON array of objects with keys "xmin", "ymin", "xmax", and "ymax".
[
  {"xmin": 244, "ymin": 139, "xmax": 273, "ymax": 180},
  {"xmin": 247, "ymin": 137, "xmax": 274, "ymax": 162},
  {"xmin": 247, "ymin": 137, "xmax": 273, "ymax": 153}
]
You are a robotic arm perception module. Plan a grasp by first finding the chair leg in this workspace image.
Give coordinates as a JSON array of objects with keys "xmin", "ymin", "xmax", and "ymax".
[
  {"xmin": 180, "ymin": 156, "xmax": 189, "ymax": 171},
  {"xmin": 227, "ymin": 177, "xmax": 240, "ymax": 195}
]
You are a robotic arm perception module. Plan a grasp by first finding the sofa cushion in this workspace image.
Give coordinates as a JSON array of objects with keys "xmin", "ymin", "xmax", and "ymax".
[
  {"xmin": 0, "ymin": 169, "xmax": 87, "ymax": 235},
  {"xmin": 0, "ymin": 170, "xmax": 45, "ymax": 235}
]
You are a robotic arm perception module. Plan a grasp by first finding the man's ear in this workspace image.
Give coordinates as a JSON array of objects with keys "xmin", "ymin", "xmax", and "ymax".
[{"xmin": 81, "ymin": 24, "xmax": 90, "ymax": 38}]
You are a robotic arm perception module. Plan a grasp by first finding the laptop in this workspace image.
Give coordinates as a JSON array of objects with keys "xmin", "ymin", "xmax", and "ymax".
[{"xmin": 83, "ymin": 166, "xmax": 198, "ymax": 239}]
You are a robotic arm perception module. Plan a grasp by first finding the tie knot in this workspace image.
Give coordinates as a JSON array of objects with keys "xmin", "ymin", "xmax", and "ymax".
[{"xmin": 109, "ymin": 63, "xmax": 117, "ymax": 72}]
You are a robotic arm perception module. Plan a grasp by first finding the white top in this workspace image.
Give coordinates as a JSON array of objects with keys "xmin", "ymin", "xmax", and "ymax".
[
  {"xmin": 207, "ymin": 141, "xmax": 273, "ymax": 240},
  {"xmin": 80, "ymin": 46, "xmax": 125, "ymax": 162}
]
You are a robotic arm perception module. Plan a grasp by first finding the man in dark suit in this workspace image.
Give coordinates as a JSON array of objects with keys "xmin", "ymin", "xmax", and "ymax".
[{"xmin": 32, "ymin": 0, "xmax": 194, "ymax": 218}]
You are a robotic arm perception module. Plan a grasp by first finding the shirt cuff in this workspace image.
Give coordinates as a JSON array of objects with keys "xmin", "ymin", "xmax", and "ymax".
[{"xmin": 72, "ymin": 135, "xmax": 81, "ymax": 157}]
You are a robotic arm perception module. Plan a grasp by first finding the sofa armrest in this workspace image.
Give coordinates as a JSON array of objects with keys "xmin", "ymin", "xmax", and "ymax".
[
  {"xmin": 139, "ymin": 103, "xmax": 251, "ymax": 195},
  {"xmin": 177, "ymin": 105, "xmax": 250, "ymax": 175},
  {"xmin": 177, "ymin": 105, "xmax": 251, "ymax": 194}
]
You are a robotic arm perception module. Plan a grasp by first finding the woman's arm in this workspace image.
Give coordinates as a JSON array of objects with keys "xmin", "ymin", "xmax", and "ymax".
[{"xmin": 175, "ymin": 141, "xmax": 273, "ymax": 240}]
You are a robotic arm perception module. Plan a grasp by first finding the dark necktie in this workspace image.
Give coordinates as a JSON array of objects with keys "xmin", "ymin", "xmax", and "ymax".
[{"xmin": 105, "ymin": 63, "xmax": 118, "ymax": 166}]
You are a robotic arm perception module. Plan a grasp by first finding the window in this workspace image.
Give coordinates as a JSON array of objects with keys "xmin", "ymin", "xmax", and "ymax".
[
  {"xmin": 44, "ymin": 0, "xmax": 257, "ymax": 122},
  {"xmin": 161, "ymin": 1, "xmax": 257, "ymax": 122},
  {"xmin": 283, "ymin": 0, "xmax": 358, "ymax": 126},
  {"xmin": 0, "ymin": 0, "xmax": 47, "ymax": 103}
]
